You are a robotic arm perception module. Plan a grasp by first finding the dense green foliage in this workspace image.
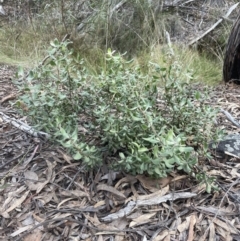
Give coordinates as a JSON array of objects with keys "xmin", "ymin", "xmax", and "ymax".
[{"xmin": 16, "ymin": 40, "xmax": 223, "ymax": 191}]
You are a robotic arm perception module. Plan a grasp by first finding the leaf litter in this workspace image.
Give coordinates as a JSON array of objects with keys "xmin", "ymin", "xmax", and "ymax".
[{"xmin": 1, "ymin": 65, "xmax": 240, "ymax": 240}]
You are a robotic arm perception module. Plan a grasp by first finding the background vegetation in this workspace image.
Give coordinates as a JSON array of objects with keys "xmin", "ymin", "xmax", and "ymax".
[{"xmin": 1, "ymin": 0, "xmax": 237, "ymax": 83}]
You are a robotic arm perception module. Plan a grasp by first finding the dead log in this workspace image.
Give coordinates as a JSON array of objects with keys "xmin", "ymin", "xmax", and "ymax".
[{"xmin": 223, "ymin": 12, "xmax": 240, "ymax": 83}]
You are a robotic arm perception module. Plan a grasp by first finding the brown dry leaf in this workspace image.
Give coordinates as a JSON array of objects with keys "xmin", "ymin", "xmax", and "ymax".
[
  {"xmin": 153, "ymin": 230, "xmax": 169, "ymax": 241},
  {"xmin": 24, "ymin": 230, "xmax": 42, "ymax": 241},
  {"xmin": 58, "ymin": 163, "xmax": 80, "ymax": 173},
  {"xmin": 129, "ymin": 212, "xmax": 156, "ymax": 227},
  {"xmin": 163, "ymin": 234, "xmax": 171, "ymax": 241},
  {"xmin": 84, "ymin": 213, "xmax": 101, "ymax": 226},
  {"xmin": 97, "ymin": 184, "xmax": 126, "ymax": 200},
  {"xmin": 98, "ymin": 218, "xmax": 128, "ymax": 238},
  {"xmin": 97, "ymin": 235, "xmax": 104, "ymax": 241},
  {"xmin": 187, "ymin": 215, "xmax": 196, "ymax": 241},
  {"xmin": 36, "ymin": 160, "xmax": 56, "ymax": 194},
  {"xmin": 208, "ymin": 159, "xmax": 226, "ymax": 168},
  {"xmin": 111, "ymin": 217, "xmax": 128, "ymax": 229},
  {"xmin": 215, "ymin": 226, "xmax": 232, "ymax": 240},
  {"xmin": 208, "ymin": 222, "xmax": 215, "ymax": 241},
  {"xmin": 127, "ymin": 211, "xmax": 143, "ymax": 220},
  {"xmin": 115, "ymin": 176, "xmax": 137, "ymax": 188},
  {"xmin": 0, "ymin": 93, "xmax": 16, "ymax": 104},
  {"xmin": 32, "ymin": 213, "xmax": 45, "ymax": 223},
  {"xmin": 114, "ymin": 235, "xmax": 125, "ymax": 241},
  {"xmin": 171, "ymin": 175, "xmax": 188, "ymax": 182},
  {"xmin": 107, "ymin": 218, "xmax": 127, "ymax": 240},
  {"xmin": 212, "ymin": 218, "xmax": 237, "ymax": 234},
  {"xmin": 177, "ymin": 216, "xmax": 191, "ymax": 233},
  {"xmin": 1, "ymin": 186, "xmax": 25, "ymax": 215},
  {"xmin": 10, "ymin": 225, "xmax": 33, "ymax": 237},
  {"xmin": 191, "ymin": 183, "xmax": 206, "ymax": 193},
  {"xmin": 199, "ymin": 230, "xmax": 209, "ymax": 241},
  {"xmin": 2, "ymin": 190, "xmax": 30, "ymax": 217},
  {"xmin": 207, "ymin": 170, "xmax": 230, "ymax": 179},
  {"xmin": 197, "ymin": 206, "xmax": 236, "ymax": 216},
  {"xmin": 57, "ymin": 149, "xmax": 73, "ymax": 164},
  {"xmin": 130, "ymin": 183, "xmax": 138, "ymax": 198},
  {"xmin": 137, "ymin": 186, "xmax": 169, "ymax": 201},
  {"xmin": 60, "ymin": 189, "xmax": 90, "ymax": 199},
  {"xmin": 57, "ymin": 198, "xmax": 74, "ymax": 209},
  {"xmin": 229, "ymin": 168, "xmax": 240, "ymax": 178},
  {"xmin": 95, "ymin": 223, "xmax": 119, "ymax": 235},
  {"xmin": 34, "ymin": 192, "xmax": 54, "ymax": 205},
  {"xmin": 94, "ymin": 200, "xmax": 105, "ymax": 208},
  {"xmin": 136, "ymin": 175, "xmax": 172, "ymax": 192}
]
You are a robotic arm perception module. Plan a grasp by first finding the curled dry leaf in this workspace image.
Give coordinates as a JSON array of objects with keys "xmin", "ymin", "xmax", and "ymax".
[
  {"xmin": 153, "ymin": 230, "xmax": 169, "ymax": 241},
  {"xmin": 97, "ymin": 184, "xmax": 126, "ymax": 200},
  {"xmin": 36, "ymin": 159, "xmax": 56, "ymax": 194},
  {"xmin": 129, "ymin": 212, "xmax": 157, "ymax": 227},
  {"xmin": 136, "ymin": 175, "xmax": 172, "ymax": 192},
  {"xmin": 137, "ymin": 185, "xmax": 169, "ymax": 201}
]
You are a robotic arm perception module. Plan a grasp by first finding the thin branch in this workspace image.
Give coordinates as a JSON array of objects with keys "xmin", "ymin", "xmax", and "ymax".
[{"xmin": 188, "ymin": 2, "xmax": 239, "ymax": 46}]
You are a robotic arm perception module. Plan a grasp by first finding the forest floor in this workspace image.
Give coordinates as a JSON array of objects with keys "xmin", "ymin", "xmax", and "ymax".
[{"xmin": 1, "ymin": 64, "xmax": 240, "ymax": 241}]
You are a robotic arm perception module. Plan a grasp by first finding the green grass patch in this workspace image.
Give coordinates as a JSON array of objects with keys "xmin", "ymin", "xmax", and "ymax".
[{"xmin": 137, "ymin": 45, "xmax": 222, "ymax": 85}]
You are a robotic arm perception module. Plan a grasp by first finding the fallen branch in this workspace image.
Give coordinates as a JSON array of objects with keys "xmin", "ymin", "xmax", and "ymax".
[
  {"xmin": 188, "ymin": 2, "xmax": 239, "ymax": 46},
  {"xmin": 0, "ymin": 112, "xmax": 50, "ymax": 139},
  {"xmin": 101, "ymin": 192, "xmax": 196, "ymax": 222}
]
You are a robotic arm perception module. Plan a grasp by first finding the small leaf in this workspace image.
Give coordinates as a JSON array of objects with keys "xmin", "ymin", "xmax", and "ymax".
[
  {"xmin": 73, "ymin": 152, "xmax": 82, "ymax": 160},
  {"xmin": 119, "ymin": 152, "xmax": 125, "ymax": 159},
  {"xmin": 138, "ymin": 147, "xmax": 148, "ymax": 153},
  {"xmin": 143, "ymin": 137, "xmax": 159, "ymax": 144}
]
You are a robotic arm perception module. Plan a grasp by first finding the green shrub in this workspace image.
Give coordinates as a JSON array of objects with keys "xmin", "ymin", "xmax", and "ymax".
[{"xmin": 16, "ymin": 40, "xmax": 223, "ymax": 190}]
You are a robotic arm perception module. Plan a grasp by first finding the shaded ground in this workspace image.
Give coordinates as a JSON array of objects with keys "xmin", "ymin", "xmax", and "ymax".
[{"xmin": 1, "ymin": 64, "xmax": 240, "ymax": 241}]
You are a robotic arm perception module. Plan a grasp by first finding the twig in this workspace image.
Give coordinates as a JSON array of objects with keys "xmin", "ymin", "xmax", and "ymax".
[
  {"xmin": 0, "ymin": 112, "xmax": 50, "ymax": 139},
  {"xmin": 110, "ymin": 0, "xmax": 127, "ymax": 18},
  {"xmin": 220, "ymin": 108, "xmax": 240, "ymax": 128},
  {"xmin": 66, "ymin": 168, "xmax": 82, "ymax": 190},
  {"xmin": 0, "ymin": 153, "xmax": 25, "ymax": 169}
]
